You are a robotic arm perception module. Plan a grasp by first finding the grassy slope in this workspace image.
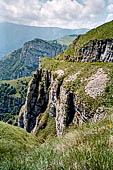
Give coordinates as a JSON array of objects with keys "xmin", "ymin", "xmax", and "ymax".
[
  {"xmin": 56, "ymin": 20, "xmax": 113, "ymax": 59},
  {"xmin": 0, "ymin": 77, "xmax": 31, "ymax": 123},
  {"xmin": 74, "ymin": 20, "xmax": 113, "ymax": 48},
  {"xmin": 56, "ymin": 34, "xmax": 77, "ymax": 46},
  {"xmin": 0, "ymin": 76, "xmax": 31, "ymax": 98},
  {"xmin": 0, "ymin": 107, "xmax": 113, "ymax": 170}
]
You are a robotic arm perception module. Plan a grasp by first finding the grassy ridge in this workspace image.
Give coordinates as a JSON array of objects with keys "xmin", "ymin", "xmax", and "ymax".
[
  {"xmin": 74, "ymin": 20, "xmax": 113, "ymax": 48},
  {"xmin": 56, "ymin": 20, "xmax": 113, "ymax": 59}
]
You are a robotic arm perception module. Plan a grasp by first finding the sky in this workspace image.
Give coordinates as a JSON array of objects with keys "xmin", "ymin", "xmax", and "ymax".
[{"xmin": 0, "ymin": 0, "xmax": 113, "ymax": 29}]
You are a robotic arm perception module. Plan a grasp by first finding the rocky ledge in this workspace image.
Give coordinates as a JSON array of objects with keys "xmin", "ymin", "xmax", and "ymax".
[
  {"xmin": 65, "ymin": 39, "xmax": 113, "ymax": 62},
  {"xmin": 18, "ymin": 66, "xmax": 109, "ymax": 136}
]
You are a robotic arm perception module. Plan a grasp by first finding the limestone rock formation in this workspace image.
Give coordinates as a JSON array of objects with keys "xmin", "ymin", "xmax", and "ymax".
[
  {"xmin": 65, "ymin": 39, "xmax": 113, "ymax": 62},
  {"xmin": 18, "ymin": 69, "xmax": 51, "ymax": 132},
  {"xmin": 77, "ymin": 39, "xmax": 113, "ymax": 62},
  {"xmin": 0, "ymin": 38, "xmax": 65, "ymax": 80},
  {"xmin": 20, "ymin": 39, "xmax": 64, "ymax": 68},
  {"xmin": 18, "ymin": 21, "xmax": 113, "ymax": 136},
  {"xmin": 85, "ymin": 68, "xmax": 109, "ymax": 98},
  {"xmin": 18, "ymin": 66, "xmax": 108, "ymax": 136}
]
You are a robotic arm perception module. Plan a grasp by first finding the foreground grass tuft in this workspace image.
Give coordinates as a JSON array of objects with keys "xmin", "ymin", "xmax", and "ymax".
[{"xmin": 0, "ymin": 107, "xmax": 113, "ymax": 169}]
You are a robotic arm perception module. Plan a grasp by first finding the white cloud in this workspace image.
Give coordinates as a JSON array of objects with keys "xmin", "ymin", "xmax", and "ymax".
[
  {"xmin": 83, "ymin": 0, "xmax": 105, "ymax": 14},
  {"xmin": 106, "ymin": 13, "xmax": 113, "ymax": 22},
  {"xmin": 107, "ymin": 4, "xmax": 113, "ymax": 12},
  {"xmin": 108, "ymin": 0, "xmax": 113, "ymax": 4},
  {"xmin": 0, "ymin": 0, "xmax": 109, "ymax": 29}
]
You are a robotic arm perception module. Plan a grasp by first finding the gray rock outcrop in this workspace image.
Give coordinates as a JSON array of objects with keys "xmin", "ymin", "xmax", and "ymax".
[
  {"xmin": 85, "ymin": 68, "xmax": 109, "ymax": 98},
  {"xmin": 18, "ymin": 69, "xmax": 51, "ymax": 132},
  {"xmin": 20, "ymin": 39, "xmax": 64, "ymax": 68},
  {"xmin": 77, "ymin": 39, "xmax": 113, "ymax": 62},
  {"xmin": 18, "ymin": 68, "xmax": 107, "ymax": 136},
  {"xmin": 65, "ymin": 39, "xmax": 113, "ymax": 62}
]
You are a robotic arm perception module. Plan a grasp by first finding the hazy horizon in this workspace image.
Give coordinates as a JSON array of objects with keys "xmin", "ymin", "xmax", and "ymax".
[{"xmin": 0, "ymin": 21, "xmax": 90, "ymax": 30}]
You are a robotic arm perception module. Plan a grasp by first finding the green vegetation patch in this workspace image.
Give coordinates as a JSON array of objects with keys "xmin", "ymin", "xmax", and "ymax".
[
  {"xmin": 0, "ymin": 77, "xmax": 31, "ymax": 123},
  {"xmin": 0, "ymin": 107, "xmax": 113, "ymax": 169}
]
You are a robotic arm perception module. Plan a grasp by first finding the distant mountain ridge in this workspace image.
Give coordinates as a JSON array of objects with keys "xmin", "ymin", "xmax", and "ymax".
[
  {"xmin": 49, "ymin": 34, "xmax": 77, "ymax": 46},
  {"xmin": 0, "ymin": 38, "xmax": 65, "ymax": 80},
  {"xmin": 0, "ymin": 22, "xmax": 89, "ymax": 58}
]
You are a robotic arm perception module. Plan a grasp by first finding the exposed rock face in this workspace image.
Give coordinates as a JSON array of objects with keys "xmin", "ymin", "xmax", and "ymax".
[
  {"xmin": 85, "ymin": 68, "xmax": 109, "ymax": 98},
  {"xmin": 18, "ymin": 67, "xmax": 108, "ymax": 136},
  {"xmin": 65, "ymin": 39, "xmax": 113, "ymax": 62},
  {"xmin": 77, "ymin": 39, "xmax": 113, "ymax": 62},
  {"xmin": 18, "ymin": 69, "xmax": 51, "ymax": 132},
  {"xmin": 56, "ymin": 88, "xmax": 75, "ymax": 135},
  {"xmin": 49, "ymin": 70, "xmax": 64, "ymax": 117},
  {"xmin": 20, "ymin": 39, "xmax": 64, "ymax": 68},
  {"xmin": 65, "ymin": 71, "xmax": 81, "ymax": 82},
  {"xmin": 0, "ymin": 38, "xmax": 65, "ymax": 80},
  {"xmin": 92, "ymin": 107, "xmax": 106, "ymax": 123}
]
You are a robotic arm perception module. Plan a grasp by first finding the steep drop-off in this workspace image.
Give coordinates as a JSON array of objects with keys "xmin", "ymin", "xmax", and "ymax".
[
  {"xmin": 18, "ymin": 59, "xmax": 113, "ymax": 136},
  {"xmin": 1, "ymin": 21, "xmax": 113, "ymax": 170}
]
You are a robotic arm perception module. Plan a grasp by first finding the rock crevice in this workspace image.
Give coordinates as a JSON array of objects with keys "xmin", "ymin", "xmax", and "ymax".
[
  {"xmin": 18, "ymin": 69, "xmax": 51, "ymax": 132},
  {"xmin": 77, "ymin": 39, "xmax": 113, "ymax": 62},
  {"xmin": 65, "ymin": 39, "xmax": 113, "ymax": 62},
  {"xmin": 18, "ymin": 68, "xmax": 107, "ymax": 135}
]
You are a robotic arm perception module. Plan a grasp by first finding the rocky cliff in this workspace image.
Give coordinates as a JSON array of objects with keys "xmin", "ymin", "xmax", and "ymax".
[
  {"xmin": 18, "ymin": 59, "xmax": 111, "ymax": 136},
  {"xmin": 57, "ymin": 20, "xmax": 113, "ymax": 62},
  {"xmin": 65, "ymin": 38, "xmax": 113, "ymax": 62},
  {"xmin": 0, "ymin": 22, "xmax": 88, "ymax": 58},
  {"xmin": 20, "ymin": 39, "xmax": 64, "ymax": 68},
  {"xmin": 0, "ymin": 38, "xmax": 65, "ymax": 80}
]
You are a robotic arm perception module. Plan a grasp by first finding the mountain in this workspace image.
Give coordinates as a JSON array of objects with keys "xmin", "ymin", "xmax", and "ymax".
[
  {"xmin": 0, "ymin": 21, "xmax": 113, "ymax": 169},
  {"xmin": 0, "ymin": 38, "xmax": 65, "ymax": 80},
  {"xmin": 0, "ymin": 22, "xmax": 88, "ymax": 58},
  {"xmin": 0, "ymin": 35, "xmax": 75, "ymax": 122},
  {"xmin": 56, "ymin": 20, "xmax": 113, "ymax": 62}
]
